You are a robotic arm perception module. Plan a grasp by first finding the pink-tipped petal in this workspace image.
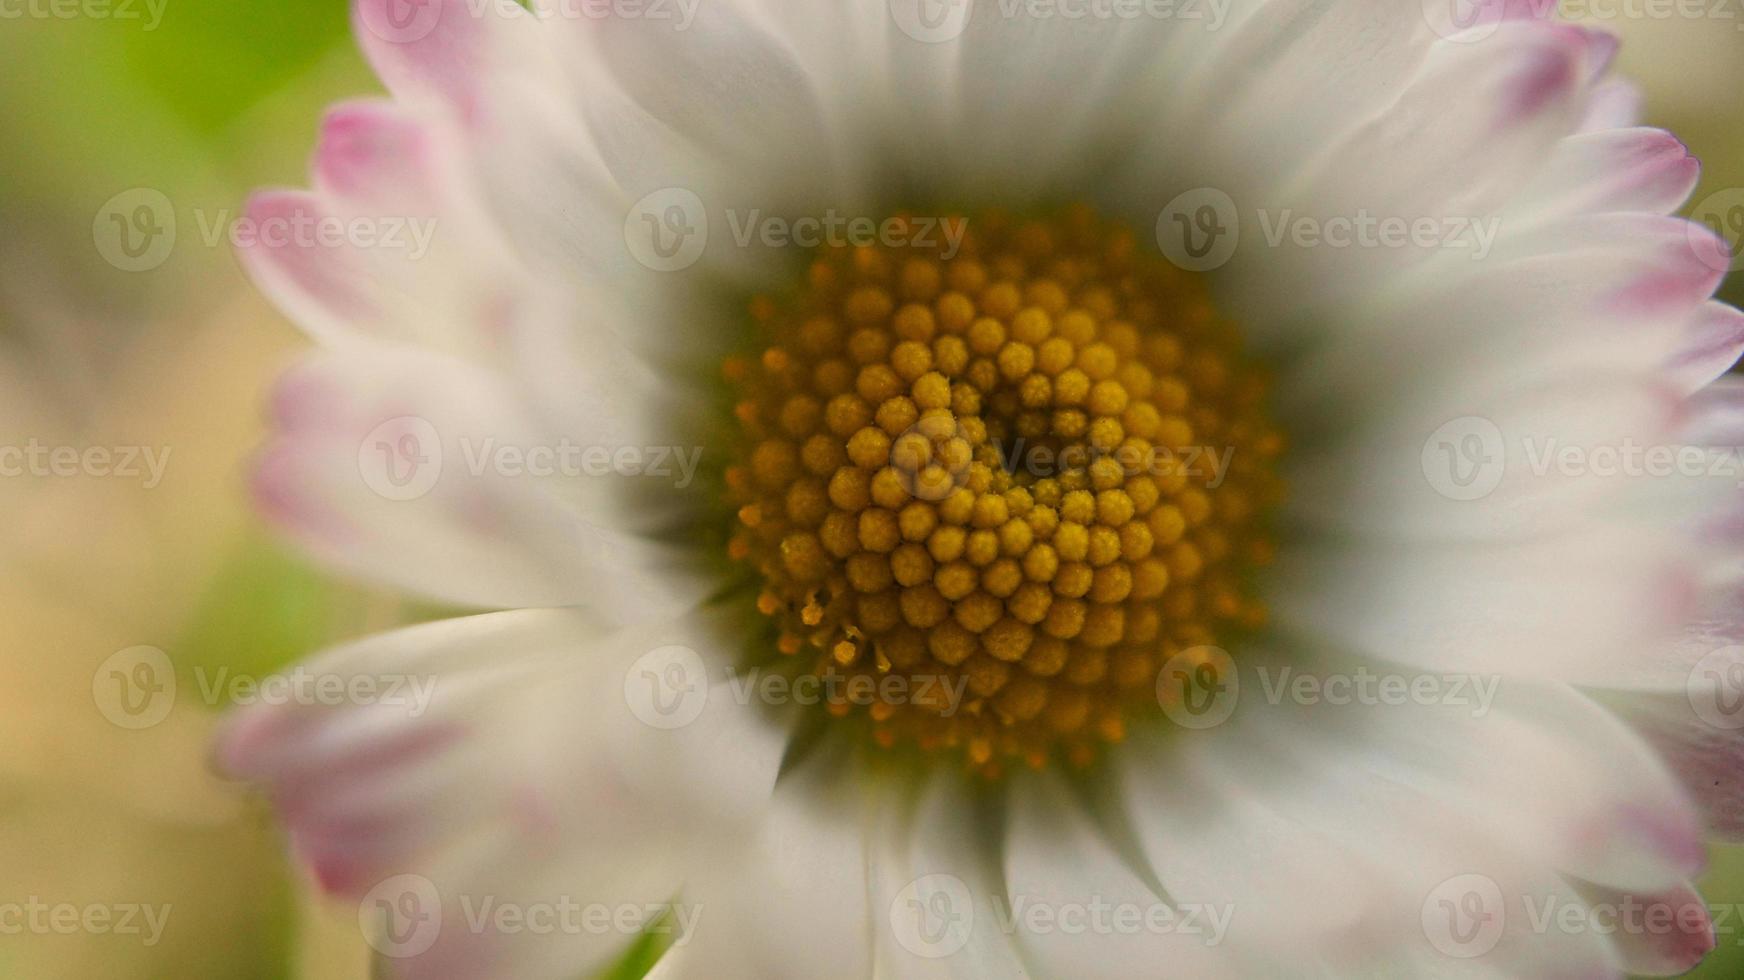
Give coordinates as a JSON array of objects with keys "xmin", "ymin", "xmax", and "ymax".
[{"xmin": 1667, "ymin": 302, "xmax": 1744, "ymax": 394}]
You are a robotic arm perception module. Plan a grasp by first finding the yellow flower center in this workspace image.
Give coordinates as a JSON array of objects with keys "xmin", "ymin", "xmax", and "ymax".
[{"xmin": 723, "ymin": 205, "xmax": 1284, "ymax": 775}]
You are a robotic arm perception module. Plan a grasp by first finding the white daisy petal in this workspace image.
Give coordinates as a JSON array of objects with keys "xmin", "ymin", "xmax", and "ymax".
[
  {"xmin": 1511, "ymin": 127, "xmax": 1701, "ymax": 226},
  {"xmin": 1667, "ymin": 302, "xmax": 1744, "ymax": 395},
  {"xmin": 1599, "ymin": 688, "xmax": 1744, "ymax": 842},
  {"xmin": 659, "ymin": 744, "xmax": 876, "ymax": 978},
  {"xmin": 867, "ymin": 770, "xmax": 1033, "ymax": 979},
  {"xmin": 217, "ymin": 608, "xmax": 784, "ymax": 979},
  {"xmin": 1003, "ymin": 770, "xmax": 1241, "ymax": 980},
  {"xmin": 576, "ymin": 0, "xmax": 848, "ymax": 211},
  {"xmin": 1227, "ymin": 20, "xmax": 1604, "ymax": 325},
  {"xmin": 351, "ymin": 0, "xmax": 554, "ymax": 116},
  {"xmin": 253, "ymin": 345, "xmax": 706, "ymax": 617},
  {"xmin": 1119, "ymin": 700, "xmax": 1635, "ymax": 976},
  {"xmin": 1580, "ymin": 77, "xmax": 1645, "ymax": 133},
  {"xmin": 1575, "ymin": 879, "xmax": 1715, "ymax": 976},
  {"xmin": 949, "ymin": 5, "xmax": 1183, "ymax": 199}
]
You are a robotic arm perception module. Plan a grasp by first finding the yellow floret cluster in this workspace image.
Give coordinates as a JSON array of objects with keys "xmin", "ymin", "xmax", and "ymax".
[{"xmin": 723, "ymin": 205, "xmax": 1284, "ymax": 775}]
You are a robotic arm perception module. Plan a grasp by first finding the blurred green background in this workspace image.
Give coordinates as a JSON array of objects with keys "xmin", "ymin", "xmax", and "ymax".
[{"xmin": 0, "ymin": 5, "xmax": 1740, "ymax": 978}]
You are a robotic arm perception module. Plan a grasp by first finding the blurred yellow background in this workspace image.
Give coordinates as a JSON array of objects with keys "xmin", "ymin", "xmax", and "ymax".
[{"xmin": 0, "ymin": 6, "xmax": 1740, "ymax": 978}]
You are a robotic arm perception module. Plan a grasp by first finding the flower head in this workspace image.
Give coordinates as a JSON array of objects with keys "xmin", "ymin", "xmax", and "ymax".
[{"xmin": 222, "ymin": 2, "xmax": 1744, "ymax": 977}]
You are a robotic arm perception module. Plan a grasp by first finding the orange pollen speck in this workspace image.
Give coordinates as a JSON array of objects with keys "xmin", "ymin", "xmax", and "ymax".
[{"xmin": 724, "ymin": 205, "xmax": 1284, "ymax": 775}]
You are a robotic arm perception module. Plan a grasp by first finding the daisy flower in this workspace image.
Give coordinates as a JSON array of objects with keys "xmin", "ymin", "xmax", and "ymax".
[{"xmin": 220, "ymin": 1, "xmax": 1744, "ymax": 977}]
